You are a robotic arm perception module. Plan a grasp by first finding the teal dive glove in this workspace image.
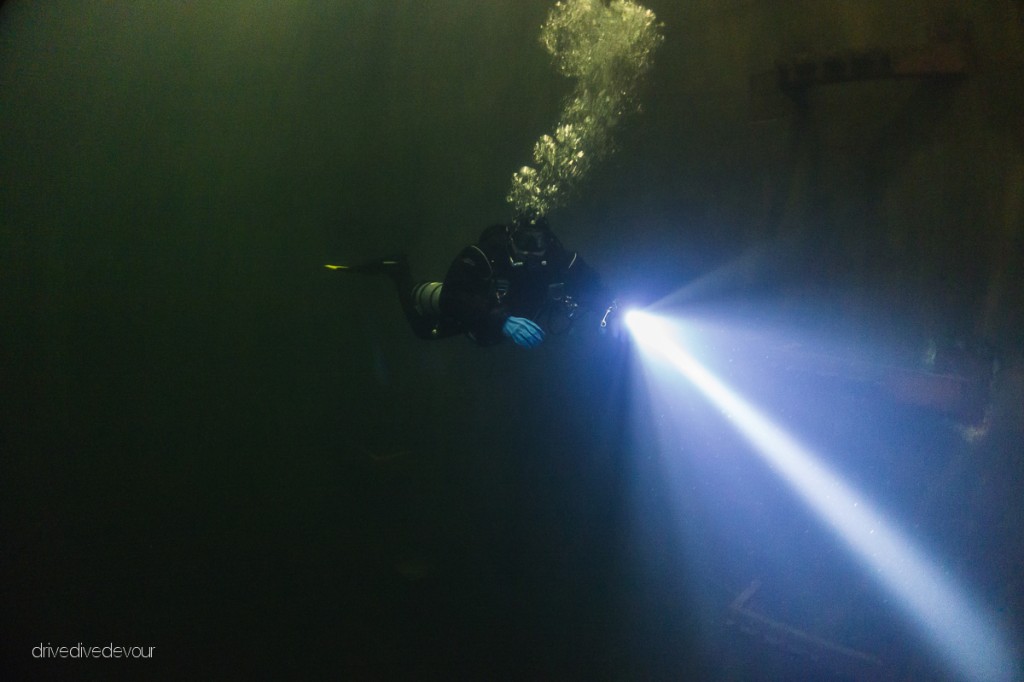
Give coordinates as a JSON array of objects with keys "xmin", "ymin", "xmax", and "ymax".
[{"xmin": 502, "ymin": 316, "xmax": 545, "ymax": 348}]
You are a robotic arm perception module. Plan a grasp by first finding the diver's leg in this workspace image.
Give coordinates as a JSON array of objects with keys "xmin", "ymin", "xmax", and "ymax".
[
  {"xmin": 384, "ymin": 261, "xmax": 443, "ymax": 340},
  {"xmin": 325, "ymin": 256, "xmax": 408, "ymax": 275},
  {"xmin": 326, "ymin": 255, "xmax": 447, "ymax": 339}
]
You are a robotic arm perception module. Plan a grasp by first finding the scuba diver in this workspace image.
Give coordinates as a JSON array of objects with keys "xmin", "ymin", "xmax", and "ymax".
[{"xmin": 328, "ymin": 215, "xmax": 616, "ymax": 347}]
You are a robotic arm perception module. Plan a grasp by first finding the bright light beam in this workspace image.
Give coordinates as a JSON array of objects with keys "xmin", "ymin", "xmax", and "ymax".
[{"xmin": 625, "ymin": 310, "xmax": 1018, "ymax": 682}]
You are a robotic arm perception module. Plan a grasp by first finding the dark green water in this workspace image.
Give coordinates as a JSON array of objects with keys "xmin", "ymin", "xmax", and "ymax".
[{"xmin": 3, "ymin": 1, "xmax": 1023, "ymax": 679}]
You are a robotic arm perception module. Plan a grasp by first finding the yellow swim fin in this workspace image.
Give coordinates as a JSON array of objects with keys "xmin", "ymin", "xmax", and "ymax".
[{"xmin": 324, "ymin": 264, "xmax": 350, "ymax": 270}]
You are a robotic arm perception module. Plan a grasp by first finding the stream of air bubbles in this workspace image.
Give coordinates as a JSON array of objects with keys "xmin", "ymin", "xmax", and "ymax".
[{"xmin": 507, "ymin": 0, "xmax": 664, "ymax": 218}]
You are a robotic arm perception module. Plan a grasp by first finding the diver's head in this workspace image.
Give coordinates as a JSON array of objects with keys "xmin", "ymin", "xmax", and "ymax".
[{"xmin": 508, "ymin": 214, "xmax": 550, "ymax": 269}]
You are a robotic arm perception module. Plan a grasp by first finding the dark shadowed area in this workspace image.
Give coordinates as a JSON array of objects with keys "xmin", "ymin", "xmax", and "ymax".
[{"xmin": 2, "ymin": 1, "xmax": 1022, "ymax": 680}]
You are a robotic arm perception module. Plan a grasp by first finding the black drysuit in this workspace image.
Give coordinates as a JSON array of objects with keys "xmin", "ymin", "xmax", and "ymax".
[{"xmin": 439, "ymin": 223, "xmax": 604, "ymax": 345}]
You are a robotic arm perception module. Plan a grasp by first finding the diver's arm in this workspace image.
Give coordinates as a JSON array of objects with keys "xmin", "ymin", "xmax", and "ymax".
[
  {"xmin": 563, "ymin": 249, "xmax": 625, "ymax": 335},
  {"xmin": 439, "ymin": 247, "xmax": 509, "ymax": 343},
  {"xmin": 565, "ymin": 251, "xmax": 608, "ymax": 310}
]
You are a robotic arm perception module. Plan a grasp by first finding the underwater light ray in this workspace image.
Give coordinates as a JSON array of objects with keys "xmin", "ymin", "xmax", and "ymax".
[{"xmin": 625, "ymin": 310, "xmax": 1019, "ymax": 682}]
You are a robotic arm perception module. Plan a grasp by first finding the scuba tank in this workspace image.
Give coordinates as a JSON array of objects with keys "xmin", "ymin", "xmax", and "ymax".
[{"xmin": 411, "ymin": 281, "xmax": 443, "ymax": 318}]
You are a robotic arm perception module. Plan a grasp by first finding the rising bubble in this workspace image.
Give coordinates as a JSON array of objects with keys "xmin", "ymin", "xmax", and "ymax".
[{"xmin": 507, "ymin": 0, "xmax": 664, "ymax": 217}]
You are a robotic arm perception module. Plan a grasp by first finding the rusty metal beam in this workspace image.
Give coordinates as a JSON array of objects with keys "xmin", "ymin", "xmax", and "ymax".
[
  {"xmin": 776, "ymin": 41, "xmax": 970, "ymax": 92},
  {"xmin": 726, "ymin": 580, "xmax": 888, "ymax": 681},
  {"xmin": 750, "ymin": 37, "xmax": 971, "ymax": 118}
]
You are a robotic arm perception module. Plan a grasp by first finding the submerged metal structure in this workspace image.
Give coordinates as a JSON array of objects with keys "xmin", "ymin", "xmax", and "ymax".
[{"xmin": 726, "ymin": 580, "xmax": 888, "ymax": 682}]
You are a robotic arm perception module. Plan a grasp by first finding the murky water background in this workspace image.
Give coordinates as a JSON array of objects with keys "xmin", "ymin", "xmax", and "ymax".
[{"xmin": 3, "ymin": 1, "xmax": 1022, "ymax": 678}]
